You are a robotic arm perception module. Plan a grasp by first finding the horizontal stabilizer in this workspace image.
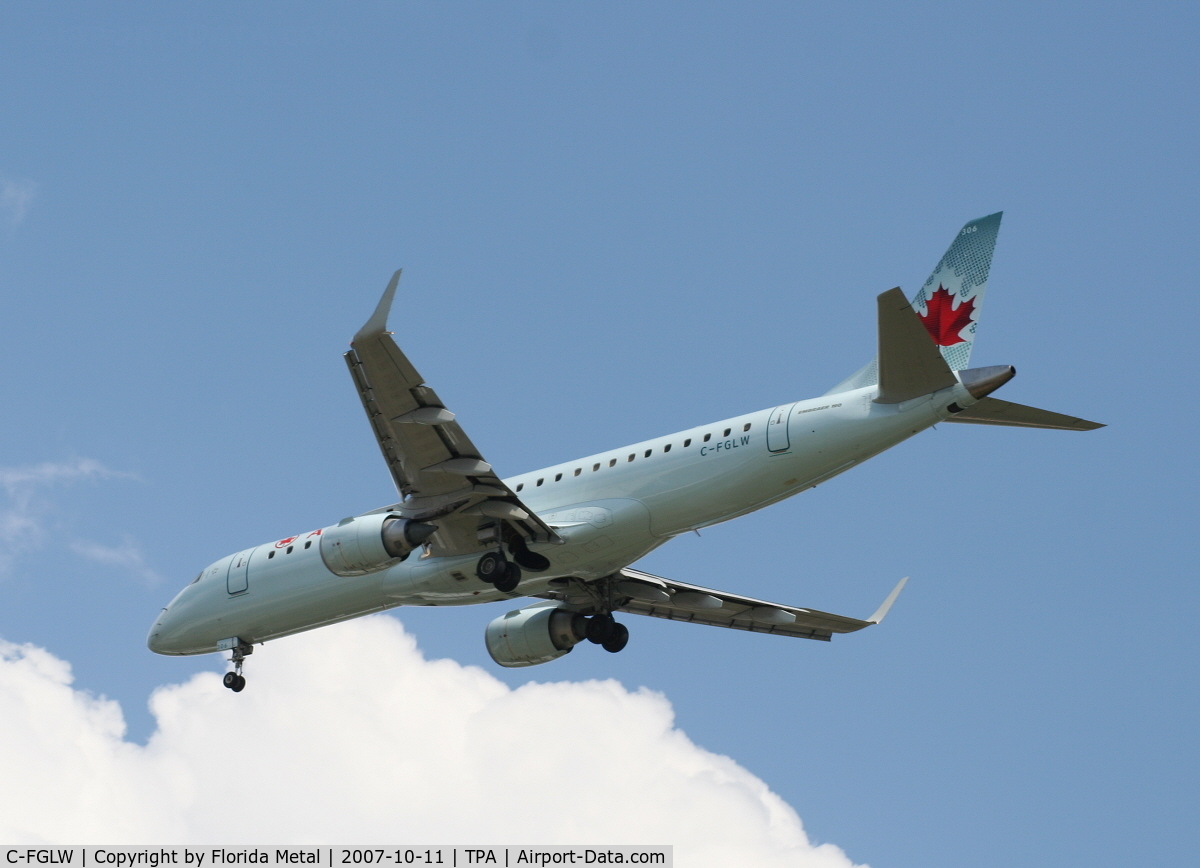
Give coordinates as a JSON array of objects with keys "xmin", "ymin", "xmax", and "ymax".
[
  {"xmin": 944, "ymin": 397, "xmax": 1104, "ymax": 430},
  {"xmin": 875, "ymin": 288, "xmax": 958, "ymax": 404}
]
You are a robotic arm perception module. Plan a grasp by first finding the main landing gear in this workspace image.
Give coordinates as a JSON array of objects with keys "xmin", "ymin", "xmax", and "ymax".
[
  {"xmin": 584, "ymin": 612, "xmax": 630, "ymax": 653},
  {"xmin": 476, "ymin": 550, "xmax": 522, "ymax": 593},
  {"xmin": 222, "ymin": 641, "xmax": 252, "ymax": 692},
  {"xmin": 476, "ymin": 525, "xmax": 553, "ymax": 594},
  {"xmin": 538, "ymin": 576, "xmax": 632, "ymax": 655}
]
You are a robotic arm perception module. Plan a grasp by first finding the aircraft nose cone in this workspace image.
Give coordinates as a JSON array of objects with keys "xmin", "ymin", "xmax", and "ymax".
[
  {"xmin": 147, "ymin": 607, "xmax": 183, "ymax": 655},
  {"xmin": 147, "ymin": 611, "xmax": 167, "ymax": 653},
  {"xmin": 959, "ymin": 365, "xmax": 1016, "ymax": 399}
]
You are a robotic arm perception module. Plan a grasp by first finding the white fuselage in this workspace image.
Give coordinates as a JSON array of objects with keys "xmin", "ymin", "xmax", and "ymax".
[{"xmin": 147, "ymin": 380, "xmax": 969, "ymax": 656}]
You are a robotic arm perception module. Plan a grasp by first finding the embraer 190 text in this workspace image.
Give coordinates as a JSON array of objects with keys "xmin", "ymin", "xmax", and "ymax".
[{"xmin": 148, "ymin": 214, "xmax": 1102, "ymax": 692}]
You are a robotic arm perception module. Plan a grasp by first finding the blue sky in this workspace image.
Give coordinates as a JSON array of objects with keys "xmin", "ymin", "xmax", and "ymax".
[{"xmin": 0, "ymin": 2, "xmax": 1196, "ymax": 864}]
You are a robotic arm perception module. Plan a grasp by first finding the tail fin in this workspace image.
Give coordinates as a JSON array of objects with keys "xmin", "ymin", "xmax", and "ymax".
[{"xmin": 825, "ymin": 212, "xmax": 1003, "ymax": 395}]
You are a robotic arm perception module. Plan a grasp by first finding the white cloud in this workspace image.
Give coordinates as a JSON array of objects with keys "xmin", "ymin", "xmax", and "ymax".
[
  {"xmin": 0, "ymin": 459, "xmax": 161, "ymax": 584},
  {"xmin": 0, "ymin": 459, "xmax": 127, "ymax": 572},
  {"xmin": 70, "ymin": 536, "xmax": 164, "ymax": 587},
  {"xmin": 0, "ymin": 616, "xmax": 863, "ymax": 866},
  {"xmin": 0, "ymin": 458, "xmax": 119, "ymax": 492},
  {"xmin": 1, "ymin": 176, "xmax": 36, "ymax": 225}
]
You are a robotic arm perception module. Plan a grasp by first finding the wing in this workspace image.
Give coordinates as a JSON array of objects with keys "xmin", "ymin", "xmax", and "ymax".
[
  {"xmin": 539, "ymin": 568, "xmax": 907, "ymax": 642},
  {"xmin": 346, "ymin": 271, "xmax": 560, "ymax": 557}
]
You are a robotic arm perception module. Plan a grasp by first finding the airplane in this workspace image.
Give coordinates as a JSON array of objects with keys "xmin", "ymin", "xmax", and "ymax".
[{"xmin": 147, "ymin": 213, "xmax": 1103, "ymax": 692}]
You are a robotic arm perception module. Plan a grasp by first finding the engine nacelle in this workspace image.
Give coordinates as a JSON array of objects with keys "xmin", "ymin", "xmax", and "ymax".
[
  {"xmin": 319, "ymin": 513, "xmax": 436, "ymax": 577},
  {"xmin": 485, "ymin": 604, "xmax": 588, "ymax": 668}
]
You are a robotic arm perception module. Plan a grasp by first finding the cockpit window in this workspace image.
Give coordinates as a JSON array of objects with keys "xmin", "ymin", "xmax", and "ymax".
[{"xmin": 190, "ymin": 571, "xmax": 203, "ymax": 584}]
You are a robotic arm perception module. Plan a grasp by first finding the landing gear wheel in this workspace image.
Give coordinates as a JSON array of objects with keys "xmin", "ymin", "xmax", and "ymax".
[
  {"xmin": 493, "ymin": 560, "xmax": 521, "ymax": 593},
  {"xmin": 476, "ymin": 551, "xmax": 506, "ymax": 583},
  {"xmin": 602, "ymin": 622, "xmax": 629, "ymax": 653},
  {"xmin": 225, "ymin": 640, "xmax": 252, "ymax": 694},
  {"xmin": 586, "ymin": 613, "xmax": 616, "ymax": 644}
]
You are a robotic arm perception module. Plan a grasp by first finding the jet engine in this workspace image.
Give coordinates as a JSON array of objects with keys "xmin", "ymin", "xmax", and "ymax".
[
  {"xmin": 320, "ymin": 513, "xmax": 436, "ymax": 577},
  {"xmin": 485, "ymin": 604, "xmax": 588, "ymax": 668}
]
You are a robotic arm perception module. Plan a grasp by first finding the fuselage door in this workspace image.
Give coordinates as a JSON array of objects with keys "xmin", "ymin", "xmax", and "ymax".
[
  {"xmin": 226, "ymin": 548, "xmax": 253, "ymax": 595},
  {"xmin": 767, "ymin": 403, "xmax": 795, "ymax": 453}
]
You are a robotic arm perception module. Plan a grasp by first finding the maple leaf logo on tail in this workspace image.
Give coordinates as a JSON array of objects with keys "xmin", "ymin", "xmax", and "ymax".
[{"xmin": 918, "ymin": 285, "xmax": 976, "ymax": 346}]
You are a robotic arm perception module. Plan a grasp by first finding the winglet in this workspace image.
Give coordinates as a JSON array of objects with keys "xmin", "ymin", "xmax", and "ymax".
[
  {"xmin": 868, "ymin": 577, "xmax": 908, "ymax": 624},
  {"xmin": 354, "ymin": 269, "xmax": 402, "ymax": 343}
]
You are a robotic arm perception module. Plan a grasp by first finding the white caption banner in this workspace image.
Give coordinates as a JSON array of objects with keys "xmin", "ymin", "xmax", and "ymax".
[{"xmin": 1, "ymin": 847, "xmax": 671, "ymax": 868}]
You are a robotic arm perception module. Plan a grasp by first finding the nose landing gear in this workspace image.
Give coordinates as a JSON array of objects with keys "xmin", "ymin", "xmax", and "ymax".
[{"xmin": 222, "ymin": 641, "xmax": 252, "ymax": 692}]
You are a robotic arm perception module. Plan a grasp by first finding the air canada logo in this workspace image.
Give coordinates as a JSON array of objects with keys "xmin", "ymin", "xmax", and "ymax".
[{"xmin": 918, "ymin": 285, "xmax": 975, "ymax": 346}]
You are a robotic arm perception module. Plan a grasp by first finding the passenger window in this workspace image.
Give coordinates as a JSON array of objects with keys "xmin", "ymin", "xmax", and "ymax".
[
  {"xmin": 609, "ymin": 458, "xmax": 617, "ymax": 467},
  {"xmin": 628, "ymin": 454, "xmax": 635, "ymax": 462},
  {"xmin": 684, "ymin": 439, "xmax": 691, "ymax": 447},
  {"xmin": 286, "ymin": 546, "xmax": 294, "ymax": 554},
  {"xmin": 593, "ymin": 463, "xmax": 600, "ymax": 471},
  {"xmin": 574, "ymin": 468, "xmax": 581, "ymax": 476},
  {"xmin": 268, "ymin": 551, "xmax": 275, "ymax": 559},
  {"xmin": 516, "ymin": 483, "xmax": 524, "ymax": 492},
  {"xmin": 304, "ymin": 540, "xmax": 312, "ymax": 549},
  {"xmin": 555, "ymin": 473, "xmax": 562, "ymax": 482},
  {"xmin": 663, "ymin": 444, "xmax": 671, "ymax": 452},
  {"xmin": 703, "ymin": 433, "xmax": 712, "ymax": 442},
  {"xmin": 537, "ymin": 478, "xmax": 544, "ymax": 486},
  {"xmin": 743, "ymin": 423, "xmax": 751, "ymax": 431},
  {"xmin": 723, "ymin": 428, "xmax": 731, "ymax": 437},
  {"xmin": 644, "ymin": 449, "xmax": 652, "ymax": 458}
]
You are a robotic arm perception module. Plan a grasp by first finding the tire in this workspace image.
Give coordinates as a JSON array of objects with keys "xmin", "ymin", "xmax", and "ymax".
[
  {"xmin": 602, "ymin": 622, "xmax": 629, "ymax": 653},
  {"xmin": 493, "ymin": 561, "xmax": 521, "ymax": 593},
  {"xmin": 586, "ymin": 613, "xmax": 615, "ymax": 645},
  {"xmin": 223, "ymin": 672, "xmax": 239, "ymax": 689},
  {"xmin": 476, "ymin": 551, "xmax": 506, "ymax": 583},
  {"xmin": 231, "ymin": 675, "xmax": 247, "ymax": 692}
]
